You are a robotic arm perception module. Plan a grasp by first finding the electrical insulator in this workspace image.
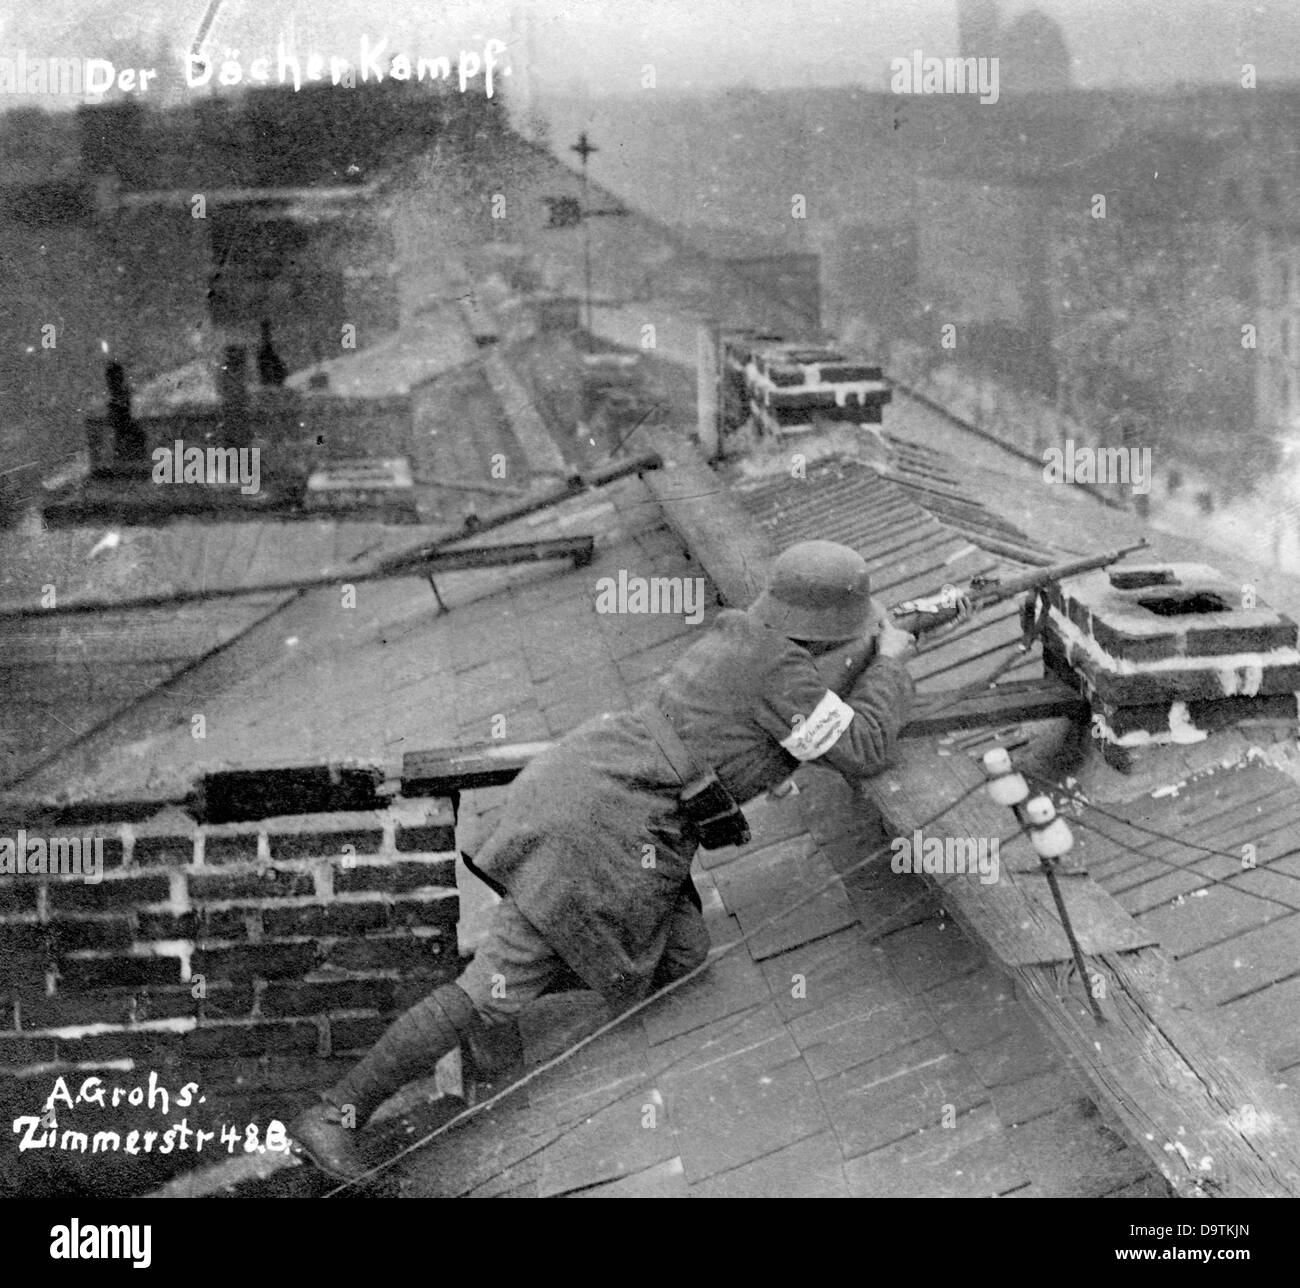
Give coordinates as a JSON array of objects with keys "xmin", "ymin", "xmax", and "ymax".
[
  {"xmin": 1024, "ymin": 794, "xmax": 1074, "ymax": 859},
  {"xmin": 982, "ymin": 747, "xmax": 1029, "ymax": 806},
  {"xmin": 1023, "ymin": 795, "xmax": 1055, "ymax": 825},
  {"xmin": 984, "ymin": 747, "xmax": 1013, "ymax": 775}
]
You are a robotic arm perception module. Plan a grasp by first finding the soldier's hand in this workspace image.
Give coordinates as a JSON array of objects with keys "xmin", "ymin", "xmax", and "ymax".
[
  {"xmin": 941, "ymin": 585, "xmax": 974, "ymax": 624},
  {"xmin": 876, "ymin": 621, "xmax": 917, "ymax": 659}
]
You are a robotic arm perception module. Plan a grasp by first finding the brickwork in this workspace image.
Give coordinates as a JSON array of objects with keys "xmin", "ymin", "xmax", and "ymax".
[
  {"xmin": 1043, "ymin": 561, "xmax": 1300, "ymax": 770},
  {"xmin": 722, "ymin": 335, "xmax": 892, "ymax": 439},
  {"xmin": 0, "ymin": 796, "xmax": 459, "ymax": 1141}
]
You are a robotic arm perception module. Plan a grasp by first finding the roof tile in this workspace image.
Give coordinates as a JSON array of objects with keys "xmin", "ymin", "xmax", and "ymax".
[
  {"xmin": 641, "ymin": 947, "xmax": 772, "ymax": 1047},
  {"xmin": 537, "ymin": 1090, "xmax": 680, "ymax": 1197},
  {"xmin": 788, "ymin": 980, "xmax": 940, "ymax": 1080},
  {"xmin": 758, "ymin": 925, "xmax": 892, "ymax": 1021},
  {"xmin": 663, "ymin": 1053, "xmax": 830, "ymax": 1184},
  {"xmin": 710, "ymin": 836, "xmax": 858, "ymax": 960},
  {"xmin": 691, "ymin": 1129, "xmax": 849, "ymax": 1198},
  {"xmin": 818, "ymin": 1034, "xmax": 988, "ymax": 1161},
  {"xmin": 843, "ymin": 1102, "xmax": 1025, "ymax": 1198}
]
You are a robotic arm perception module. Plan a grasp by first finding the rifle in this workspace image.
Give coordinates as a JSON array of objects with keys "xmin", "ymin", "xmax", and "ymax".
[
  {"xmin": 817, "ymin": 539, "xmax": 1149, "ymax": 696},
  {"xmin": 890, "ymin": 539, "xmax": 1149, "ymax": 636}
]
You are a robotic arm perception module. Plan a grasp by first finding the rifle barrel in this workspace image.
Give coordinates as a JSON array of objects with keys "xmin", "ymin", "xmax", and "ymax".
[{"xmin": 894, "ymin": 539, "xmax": 1149, "ymax": 634}]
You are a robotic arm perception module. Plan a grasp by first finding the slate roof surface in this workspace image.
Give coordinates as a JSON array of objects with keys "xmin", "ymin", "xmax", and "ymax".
[
  {"xmin": 878, "ymin": 432, "xmax": 1057, "ymax": 563},
  {"xmin": 2, "ymin": 446, "xmax": 1167, "ymax": 1196},
  {"xmin": 731, "ymin": 452, "xmax": 1045, "ymax": 698},
  {"xmin": 401, "ymin": 755, "xmax": 1161, "ymax": 1198},
  {"xmin": 284, "ymin": 308, "xmax": 480, "ymax": 400},
  {"xmin": 724, "ymin": 425, "xmax": 1300, "ymax": 1167},
  {"xmin": 1074, "ymin": 756, "xmax": 1300, "ymax": 1108},
  {"xmin": 365, "ymin": 468, "xmax": 1158, "ymax": 1197},
  {"xmin": 0, "ymin": 518, "xmax": 400, "ymax": 791}
]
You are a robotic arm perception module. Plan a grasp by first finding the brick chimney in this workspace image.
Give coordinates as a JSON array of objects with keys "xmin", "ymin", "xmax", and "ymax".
[{"xmin": 1042, "ymin": 562, "xmax": 1300, "ymax": 772}]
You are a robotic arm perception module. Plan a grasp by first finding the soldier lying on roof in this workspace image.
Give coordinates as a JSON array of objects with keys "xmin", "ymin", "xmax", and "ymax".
[{"xmin": 290, "ymin": 539, "xmax": 917, "ymax": 1180}]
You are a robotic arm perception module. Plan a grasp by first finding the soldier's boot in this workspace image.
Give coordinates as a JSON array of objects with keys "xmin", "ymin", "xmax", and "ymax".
[
  {"xmin": 290, "ymin": 983, "xmax": 478, "ymax": 1181},
  {"xmin": 289, "ymin": 1100, "xmax": 369, "ymax": 1183}
]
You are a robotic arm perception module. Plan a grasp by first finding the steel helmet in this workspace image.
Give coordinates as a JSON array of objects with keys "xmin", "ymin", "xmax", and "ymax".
[{"xmin": 748, "ymin": 540, "xmax": 883, "ymax": 641}]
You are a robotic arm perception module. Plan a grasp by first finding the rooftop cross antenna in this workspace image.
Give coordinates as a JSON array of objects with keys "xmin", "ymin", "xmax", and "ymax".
[{"xmin": 571, "ymin": 131, "xmax": 598, "ymax": 333}]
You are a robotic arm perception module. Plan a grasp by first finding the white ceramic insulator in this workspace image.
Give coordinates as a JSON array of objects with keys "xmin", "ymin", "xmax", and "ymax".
[
  {"xmin": 987, "ymin": 772, "xmax": 1029, "ymax": 806},
  {"xmin": 1023, "ymin": 795, "xmax": 1057, "ymax": 826},
  {"xmin": 1031, "ymin": 816, "xmax": 1075, "ymax": 859},
  {"xmin": 982, "ymin": 747, "xmax": 1013, "ymax": 777}
]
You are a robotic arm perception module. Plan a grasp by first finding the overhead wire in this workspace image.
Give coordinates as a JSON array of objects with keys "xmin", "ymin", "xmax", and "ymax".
[{"xmin": 1020, "ymin": 766, "xmax": 1300, "ymax": 918}]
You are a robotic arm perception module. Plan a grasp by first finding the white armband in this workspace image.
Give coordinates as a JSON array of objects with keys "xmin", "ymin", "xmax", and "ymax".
[{"xmin": 779, "ymin": 690, "xmax": 855, "ymax": 762}]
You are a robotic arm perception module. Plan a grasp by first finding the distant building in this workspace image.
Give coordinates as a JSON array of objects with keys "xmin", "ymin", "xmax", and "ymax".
[
  {"xmin": 677, "ymin": 229, "xmax": 822, "ymax": 335},
  {"xmin": 958, "ymin": 0, "xmax": 1001, "ymax": 58},
  {"xmin": 203, "ymin": 191, "xmax": 400, "ymax": 373},
  {"xmin": 915, "ymin": 169, "xmax": 1056, "ymax": 393},
  {"xmin": 1000, "ymin": 10, "xmax": 1072, "ymax": 94},
  {"xmin": 1250, "ymin": 102, "xmax": 1300, "ymax": 440},
  {"xmin": 76, "ymin": 99, "xmax": 149, "ymax": 186}
]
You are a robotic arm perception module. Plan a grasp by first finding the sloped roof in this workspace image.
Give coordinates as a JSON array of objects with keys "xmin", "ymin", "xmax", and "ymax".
[
  {"xmin": 723, "ymin": 422, "xmax": 1300, "ymax": 1178},
  {"xmin": 400, "ymin": 763, "xmax": 1160, "ymax": 1197},
  {"xmin": 285, "ymin": 308, "xmax": 478, "ymax": 400},
  {"xmin": 879, "ymin": 434, "xmax": 1057, "ymax": 564},
  {"xmin": 1074, "ymin": 753, "xmax": 1300, "ymax": 1105},
  {"xmin": 0, "ymin": 518, "xmax": 401, "ymax": 793},
  {"xmin": 730, "ymin": 452, "xmax": 1044, "ymax": 696},
  {"xmin": 131, "ymin": 310, "xmax": 477, "ymax": 412},
  {"xmin": 27, "ymin": 461, "xmax": 1158, "ymax": 1196}
]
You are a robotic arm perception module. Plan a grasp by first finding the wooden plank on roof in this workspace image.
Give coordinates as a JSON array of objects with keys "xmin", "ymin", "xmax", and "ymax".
[
  {"xmin": 481, "ymin": 350, "xmax": 569, "ymax": 476},
  {"xmin": 1019, "ymin": 949, "xmax": 1300, "ymax": 1197},
  {"xmin": 904, "ymin": 676, "xmax": 1088, "ymax": 735},
  {"xmin": 642, "ymin": 429, "xmax": 774, "ymax": 607},
  {"xmin": 918, "ymin": 640, "xmax": 1042, "ymax": 694}
]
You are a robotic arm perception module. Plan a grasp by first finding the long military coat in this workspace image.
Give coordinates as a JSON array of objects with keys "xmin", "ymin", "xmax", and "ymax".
[{"xmin": 472, "ymin": 608, "xmax": 915, "ymax": 1007}]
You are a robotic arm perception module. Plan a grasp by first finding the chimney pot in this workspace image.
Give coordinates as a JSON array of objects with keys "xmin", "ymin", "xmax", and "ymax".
[{"xmin": 1043, "ymin": 562, "xmax": 1300, "ymax": 772}]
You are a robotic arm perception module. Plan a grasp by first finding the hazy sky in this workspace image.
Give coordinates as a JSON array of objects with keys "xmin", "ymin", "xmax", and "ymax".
[{"xmin": 3, "ymin": 0, "xmax": 1297, "ymax": 97}]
